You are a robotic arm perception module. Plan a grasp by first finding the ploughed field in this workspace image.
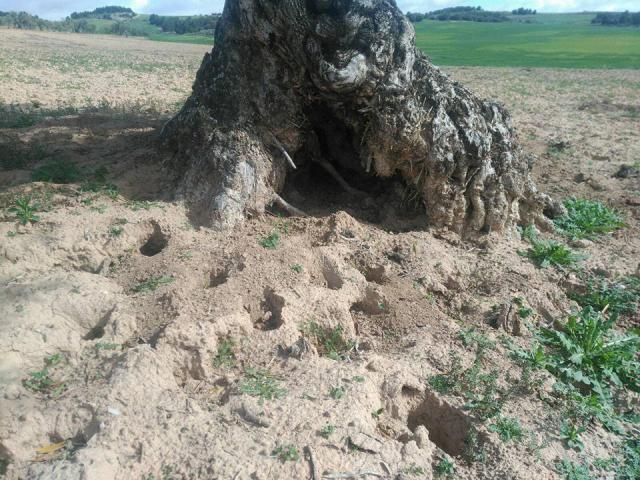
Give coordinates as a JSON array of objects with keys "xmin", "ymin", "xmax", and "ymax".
[{"xmin": 0, "ymin": 29, "xmax": 639, "ymax": 480}]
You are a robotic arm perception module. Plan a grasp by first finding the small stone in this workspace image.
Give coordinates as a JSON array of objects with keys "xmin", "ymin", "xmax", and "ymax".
[{"xmin": 4, "ymin": 384, "xmax": 21, "ymax": 400}]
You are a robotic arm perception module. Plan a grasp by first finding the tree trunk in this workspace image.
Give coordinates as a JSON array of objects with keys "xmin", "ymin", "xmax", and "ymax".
[{"xmin": 161, "ymin": 0, "xmax": 554, "ymax": 235}]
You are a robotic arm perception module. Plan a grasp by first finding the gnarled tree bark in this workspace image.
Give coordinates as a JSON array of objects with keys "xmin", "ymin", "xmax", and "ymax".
[{"xmin": 161, "ymin": 0, "xmax": 553, "ymax": 235}]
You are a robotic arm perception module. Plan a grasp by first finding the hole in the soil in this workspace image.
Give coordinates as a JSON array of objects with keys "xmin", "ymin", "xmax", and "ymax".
[
  {"xmin": 140, "ymin": 222, "xmax": 168, "ymax": 257},
  {"xmin": 361, "ymin": 264, "xmax": 387, "ymax": 284},
  {"xmin": 278, "ymin": 103, "xmax": 427, "ymax": 231},
  {"xmin": 407, "ymin": 390, "xmax": 471, "ymax": 457},
  {"xmin": 351, "ymin": 286, "xmax": 386, "ymax": 315},
  {"xmin": 322, "ymin": 259, "xmax": 343, "ymax": 290},
  {"xmin": 252, "ymin": 288, "xmax": 285, "ymax": 331},
  {"xmin": 83, "ymin": 307, "xmax": 115, "ymax": 340},
  {"xmin": 209, "ymin": 266, "xmax": 230, "ymax": 287}
]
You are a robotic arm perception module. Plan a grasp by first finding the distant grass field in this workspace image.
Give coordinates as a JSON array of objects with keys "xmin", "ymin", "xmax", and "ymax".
[
  {"xmin": 414, "ymin": 13, "xmax": 640, "ymax": 69},
  {"xmin": 147, "ymin": 33, "xmax": 212, "ymax": 45}
]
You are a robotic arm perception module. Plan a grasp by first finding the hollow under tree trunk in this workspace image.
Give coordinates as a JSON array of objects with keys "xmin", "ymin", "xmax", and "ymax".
[{"xmin": 161, "ymin": 0, "xmax": 555, "ymax": 235}]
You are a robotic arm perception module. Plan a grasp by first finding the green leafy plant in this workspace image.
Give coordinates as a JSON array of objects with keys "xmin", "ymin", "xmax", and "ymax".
[
  {"xmin": 301, "ymin": 322, "xmax": 354, "ymax": 360},
  {"xmin": 239, "ymin": 368, "xmax": 286, "ymax": 402},
  {"xmin": 559, "ymin": 420, "xmax": 585, "ymax": 451},
  {"xmin": 290, "ymin": 264, "xmax": 303, "ymax": 273},
  {"xmin": 569, "ymin": 276, "xmax": 640, "ymax": 318},
  {"xmin": 435, "ymin": 456, "xmax": 455, "ymax": 476},
  {"xmin": 489, "ymin": 416, "xmax": 525, "ymax": 442},
  {"xmin": 109, "ymin": 226, "xmax": 123, "ymax": 237},
  {"xmin": 556, "ymin": 459, "xmax": 593, "ymax": 480},
  {"xmin": 458, "ymin": 327, "xmax": 496, "ymax": 354},
  {"xmin": 371, "ymin": 408, "xmax": 384, "ymax": 419},
  {"xmin": 319, "ymin": 424, "xmax": 335, "ymax": 439},
  {"xmin": 329, "ymin": 385, "xmax": 345, "ymax": 400},
  {"xmin": 32, "ymin": 158, "xmax": 81, "ymax": 183},
  {"xmin": 22, "ymin": 354, "xmax": 65, "ymax": 395},
  {"xmin": 9, "ymin": 197, "xmax": 40, "ymax": 225},
  {"xmin": 520, "ymin": 237, "xmax": 583, "ymax": 269},
  {"xmin": 539, "ymin": 307, "xmax": 640, "ymax": 399},
  {"xmin": 272, "ymin": 444, "xmax": 299, "ymax": 462},
  {"xmin": 213, "ymin": 338, "xmax": 235, "ymax": 368},
  {"xmin": 555, "ymin": 198, "xmax": 625, "ymax": 239},
  {"xmin": 132, "ymin": 275, "xmax": 174, "ymax": 293},
  {"xmin": 259, "ymin": 230, "xmax": 280, "ymax": 249}
]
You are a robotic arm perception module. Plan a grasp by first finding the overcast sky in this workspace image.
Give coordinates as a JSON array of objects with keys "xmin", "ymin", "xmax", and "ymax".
[{"xmin": 0, "ymin": 0, "xmax": 637, "ymax": 21}]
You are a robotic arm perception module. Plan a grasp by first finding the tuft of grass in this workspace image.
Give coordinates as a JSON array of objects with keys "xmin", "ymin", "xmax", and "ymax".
[
  {"xmin": 272, "ymin": 444, "xmax": 299, "ymax": 462},
  {"xmin": 32, "ymin": 158, "xmax": 81, "ymax": 184},
  {"xmin": 9, "ymin": 197, "xmax": 40, "ymax": 225},
  {"xmin": 301, "ymin": 322, "xmax": 354, "ymax": 360},
  {"xmin": 555, "ymin": 198, "xmax": 625, "ymax": 239},
  {"xmin": 319, "ymin": 424, "xmax": 335, "ymax": 439},
  {"xmin": 489, "ymin": 416, "xmax": 525, "ymax": 443},
  {"xmin": 569, "ymin": 276, "xmax": 640, "ymax": 318},
  {"xmin": 213, "ymin": 338, "xmax": 235, "ymax": 368},
  {"xmin": 132, "ymin": 275, "xmax": 174, "ymax": 293},
  {"xmin": 259, "ymin": 230, "xmax": 280, "ymax": 249},
  {"xmin": 239, "ymin": 368, "xmax": 286, "ymax": 402},
  {"xmin": 109, "ymin": 226, "xmax": 124, "ymax": 237},
  {"xmin": 435, "ymin": 456, "xmax": 455, "ymax": 477}
]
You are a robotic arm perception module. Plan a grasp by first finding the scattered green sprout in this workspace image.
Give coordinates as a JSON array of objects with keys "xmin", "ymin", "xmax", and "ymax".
[
  {"xmin": 290, "ymin": 264, "xmax": 303, "ymax": 273},
  {"xmin": 132, "ymin": 275, "xmax": 174, "ymax": 293},
  {"xmin": 556, "ymin": 459, "xmax": 592, "ymax": 480},
  {"xmin": 569, "ymin": 276, "xmax": 640, "ymax": 318},
  {"xmin": 371, "ymin": 408, "xmax": 384, "ymax": 419},
  {"xmin": 272, "ymin": 444, "xmax": 299, "ymax": 462},
  {"xmin": 435, "ymin": 456, "xmax": 455, "ymax": 477},
  {"xmin": 521, "ymin": 238, "xmax": 583, "ymax": 269},
  {"xmin": 23, "ymin": 354, "xmax": 65, "ymax": 395},
  {"xmin": 109, "ymin": 226, "xmax": 123, "ymax": 237},
  {"xmin": 95, "ymin": 342, "xmax": 120, "ymax": 351},
  {"xmin": 402, "ymin": 464, "xmax": 426, "ymax": 476},
  {"xmin": 329, "ymin": 385, "xmax": 345, "ymax": 400},
  {"xmin": 239, "ymin": 368, "xmax": 286, "ymax": 402},
  {"xmin": 9, "ymin": 197, "xmax": 40, "ymax": 225},
  {"xmin": 259, "ymin": 230, "xmax": 280, "ymax": 249},
  {"xmin": 319, "ymin": 424, "xmax": 335, "ymax": 439},
  {"xmin": 489, "ymin": 416, "xmax": 525, "ymax": 442},
  {"xmin": 213, "ymin": 338, "xmax": 235, "ymax": 368},
  {"xmin": 555, "ymin": 198, "xmax": 625, "ymax": 239},
  {"xmin": 301, "ymin": 321, "xmax": 354, "ymax": 360}
]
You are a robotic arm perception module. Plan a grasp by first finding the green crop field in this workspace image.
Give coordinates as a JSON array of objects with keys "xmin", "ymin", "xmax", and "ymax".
[
  {"xmin": 413, "ymin": 13, "xmax": 640, "ymax": 69},
  {"xmin": 147, "ymin": 33, "xmax": 213, "ymax": 45}
]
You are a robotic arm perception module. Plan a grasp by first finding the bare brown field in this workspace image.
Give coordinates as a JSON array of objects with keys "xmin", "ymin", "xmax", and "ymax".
[{"xmin": 0, "ymin": 29, "xmax": 638, "ymax": 480}]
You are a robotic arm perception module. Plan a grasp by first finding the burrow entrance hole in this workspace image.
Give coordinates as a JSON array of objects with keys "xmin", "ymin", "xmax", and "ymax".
[
  {"xmin": 140, "ymin": 222, "xmax": 168, "ymax": 257},
  {"xmin": 249, "ymin": 288, "xmax": 285, "ymax": 331},
  {"xmin": 277, "ymin": 103, "xmax": 427, "ymax": 230},
  {"xmin": 406, "ymin": 389, "xmax": 472, "ymax": 457}
]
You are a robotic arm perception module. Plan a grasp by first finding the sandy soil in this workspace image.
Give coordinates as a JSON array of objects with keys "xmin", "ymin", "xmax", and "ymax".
[{"xmin": 0, "ymin": 29, "xmax": 639, "ymax": 480}]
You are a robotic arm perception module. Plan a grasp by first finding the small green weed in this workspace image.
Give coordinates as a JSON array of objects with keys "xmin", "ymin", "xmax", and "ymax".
[
  {"xmin": 23, "ymin": 354, "xmax": 65, "ymax": 395},
  {"xmin": 290, "ymin": 264, "xmax": 303, "ymax": 273},
  {"xmin": 301, "ymin": 322, "xmax": 354, "ymax": 360},
  {"xmin": 435, "ymin": 456, "xmax": 455, "ymax": 476},
  {"xmin": 109, "ymin": 226, "xmax": 123, "ymax": 237},
  {"xmin": 489, "ymin": 416, "xmax": 524, "ymax": 442},
  {"xmin": 239, "ymin": 368, "xmax": 286, "ymax": 402},
  {"xmin": 539, "ymin": 307, "xmax": 640, "ymax": 399},
  {"xmin": 272, "ymin": 444, "xmax": 299, "ymax": 462},
  {"xmin": 371, "ymin": 408, "xmax": 384, "ymax": 419},
  {"xmin": 329, "ymin": 385, "xmax": 345, "ymax": 400},
  {"xmin": 132, "ymin": 275, "xmax": 174, "ymax": 293},
  {"xmin": 125, "ymin": 200, "xmax": 161, "ymax": 211},
  {"xmin": 9, "ymin": 197, "xmax": 40, "ymax": 225},
  {"xmin": 458, "ymin": 327, "xmax": 496, "ymax": 354},
  {"xmin": 555, "ymin": 198, "xmax": 625, "ymax": 239},
  {"xmin": 213, "ymin": 338, "xmax": 235, "ymax": 368},
  {"xmin": 95, "ymin": 342, "xmax": 120, "ymax": 351},
  {"xmin": 559, "ymin": 420, "xmax": 585, "ymax": 451},
  {"xmin": 520, "ymin": 237, "xmax": 583, "ymax": 269},
  {"xmin": 319, "ymin": 424, "xmax": 335, "ymax": 439},
  {"xmin": 569, "ymin": 276, "xmax": 640, "ymax": 318},
  {"xmin": 556, "ymin": 459, "xmax": 593, "ymax": 480},
  {"xmin": 32, "ymin": 158, "xmax": 81, "ymax": 184},
  {"xmin": 259, "ymin": 230, "xmax": 280, "ymax": 249}
]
